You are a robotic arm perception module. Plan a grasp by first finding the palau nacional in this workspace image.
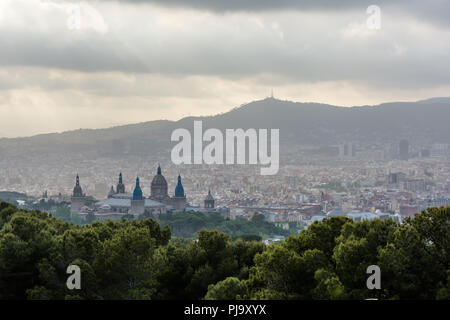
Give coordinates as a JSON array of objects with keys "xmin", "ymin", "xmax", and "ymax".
[{"xmin": 70, "ymin": 165, "xmax": 222, "ymax": 221}]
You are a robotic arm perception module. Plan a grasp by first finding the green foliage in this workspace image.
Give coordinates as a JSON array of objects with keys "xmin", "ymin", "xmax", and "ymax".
[
  {"xmin": 249, "ymin": 246, "xmax": 329, "ymax": 299},
  {"xmin": 53, "ymin": 206, "xmax": 71, "ymax": 222},
  {"xmin": 158, "ymin": 211, "xmax": 289, "ymax": 239},
  {"xmin": 312, "ymin": 268, "xmax": 345, "ymax": 300},
  {"xmin": 0, "ymin": 203, "xmax": 173, "ymax": 300},
  {"xmin": 0, "ymin": 202, "xmax": 18, "ymax": 229},
  {"xmin": 243, "ymin": 208, "xmax": 449, "ymax": 300},
  {"xmin": 436, "ymin": 270, "xmax": 450, "ymax": 300},
  {"xmin": 284, "ymin": 216, "xmax": 350, "ymax": 260},
  {"xmin": 0, "ymin": 201, "xmax": 448, "ymax": 300},
  {"xmin": 231, "ymin": 234, "xmax": 262, "ymax": 242},
  {"xmin": 93, "ymin": 225, "xmax": 157, "ymax": 299},
  {"xmin": 205, "ymin": 277, "xmax": 245, "ymax": 300}
]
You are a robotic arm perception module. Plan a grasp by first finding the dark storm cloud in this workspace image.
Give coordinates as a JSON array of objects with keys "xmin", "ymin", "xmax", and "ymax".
[
  {"xmin": 110, "ymin": 0, "xmax": 369, "ymax": 11},
  {"xmin": 109, "ymin": 0, "xmax": 450, "ymax": 26}
]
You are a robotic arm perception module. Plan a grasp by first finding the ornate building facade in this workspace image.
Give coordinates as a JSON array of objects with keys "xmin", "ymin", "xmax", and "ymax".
[{"xmin": 71, "ymin": 165, "xmax": 188, "ymax": 220}]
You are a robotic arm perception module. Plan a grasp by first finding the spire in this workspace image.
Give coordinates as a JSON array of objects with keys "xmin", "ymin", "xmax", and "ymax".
[
  {"xmin": 206, "ymin": 189, "xmax": 214, "ymax": 200},
  {"xmin": 157, "ymin": 164, "xmax": 162, "ymax": 175},
  {"xmin": 133, "ymin": 176, "xmax": 143, "ymax": 200},
  {"xmin": 73, "ymin": 174, "xmax": 83, "ymax": 197},
  {"xmin": 108, "ymin": 185, "xmax": 115, "ymax": 198},
  {"xmin": 174, "ymin": 174, "xmax": 185, "ymax": 197},
  {"xmin": 205, "ymin": 189, "xmax": 214, "ymax": 208},
  {"xmin": 116, "ymin": 172, "xmax": 125, "ymax": 193}
]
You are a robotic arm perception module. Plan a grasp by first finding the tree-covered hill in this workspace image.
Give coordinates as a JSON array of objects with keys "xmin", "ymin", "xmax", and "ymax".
[{"xmin": 156, "ymin": 211, "xmax": 290, "ymax": 239}]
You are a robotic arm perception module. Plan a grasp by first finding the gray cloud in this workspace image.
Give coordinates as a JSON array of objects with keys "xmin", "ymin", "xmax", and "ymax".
[
  {"xmin": 103, "ymin": 0, "xmax": 450, "ymax": 26},
  {"xmin": 1, "ymin": 5, "xmax": 449, "ymax": 91},
  {"xmin": 0, "ymin": 0, "xmax": 450, "ymax": 138},
  {"xmin": 107, "ymin": 0, "xmax": 369, "ymax": 11}
]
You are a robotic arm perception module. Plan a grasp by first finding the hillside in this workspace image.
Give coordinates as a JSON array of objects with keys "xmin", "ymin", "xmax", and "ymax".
[{"xmin": 1, "ymin": 97, "xmax": 449, "ymax": 159}]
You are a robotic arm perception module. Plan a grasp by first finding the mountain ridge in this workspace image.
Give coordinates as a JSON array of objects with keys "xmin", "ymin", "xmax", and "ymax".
[
  {"xmin": 2, "ymin": 97, "xmax": 450, "ymax": 141},
  {"xmin": 0, "ymin": 97, "xmax": 449, "ymax": 159}
]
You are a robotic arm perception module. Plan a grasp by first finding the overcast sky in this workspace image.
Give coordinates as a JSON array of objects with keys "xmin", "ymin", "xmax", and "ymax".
[{"xmin": 1, "ymin": 0, "xmax": 449, "ymax": 137}]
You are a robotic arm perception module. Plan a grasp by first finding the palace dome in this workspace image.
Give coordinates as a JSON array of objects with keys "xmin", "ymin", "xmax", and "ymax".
[
  {"xmin": 151, "ymin": 174, "xmax": 168, "ymax": 187},
  {"xmin": 151, "ymin": 165, "xmax": 167, "ymax": 186},
  {"xmin": 151, "ymin": 165, "xmax": 168, "ymax": 200}
]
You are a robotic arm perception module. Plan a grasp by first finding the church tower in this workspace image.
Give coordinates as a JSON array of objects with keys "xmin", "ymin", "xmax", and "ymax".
[
  {"xmin": 131, "ymin": 177, "xmax": 145, "ymax": 216},
  {"xmin": 204, "ymin": 189, "xmax": 215, "ymax": 210},
  {"xmin": 116, "ymin": 172, "xmax": 125, "ymax": 194},
  {"xmin": 172, "ymin": 174, "xmax": 187, "ymax": 210},
  {"xmin": 71, "ymin": 174, "xmax": 85, "ymax": 214}
]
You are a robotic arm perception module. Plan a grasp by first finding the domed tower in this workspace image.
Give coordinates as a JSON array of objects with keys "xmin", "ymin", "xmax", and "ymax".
[
  {"xmin": 116, "ymin": 172, "xmax": 125, "ymax": 194},
  {"xmin": 131, "ymin": 177, "xmax": 144, "ymax": 215},
  {"xmin": 150, "ymin": 165, "xmax": 169, "ymax": 202},
  {"xmin": 172, "ymin": 174, "xmax": 187, "ymax": 210},
  {"xmin": 71, "ymin": 174, "xmax": 85, "ymax": 214},
  {"xmin": 204, "ymin": 189, "xmax": 215, "ymax": 209}
]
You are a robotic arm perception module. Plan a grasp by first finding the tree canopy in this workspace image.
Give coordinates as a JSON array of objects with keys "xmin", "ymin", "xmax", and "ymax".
[{"xmin": 0, "ymin": 201, "xmax": 448, "ymax": 300}]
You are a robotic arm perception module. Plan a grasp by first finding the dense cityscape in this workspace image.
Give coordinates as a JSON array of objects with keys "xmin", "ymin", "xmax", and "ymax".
[{"xmin": 1, "ymin": 134, "xmax": 449, "ymax": 240}]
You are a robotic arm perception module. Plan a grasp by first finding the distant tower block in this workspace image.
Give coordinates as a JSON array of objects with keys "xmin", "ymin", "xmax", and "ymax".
[
  {"xmin": 399, "ymin": 139, "xmax": 409, "ymax": 160},
  {"xmin": 204, "ymin": 189, "xmax": 215, "ymax": 209},
  {"xmin": 71, "ymin": 174, "xmax": 85, "ymax": 213},
  {"xmin": 131, "ymin": 177, "xmax": 145, "ymax": 215},
  {"xmin": 338, "ymin": 143, "xmax": 356, "ymax": 159}
]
